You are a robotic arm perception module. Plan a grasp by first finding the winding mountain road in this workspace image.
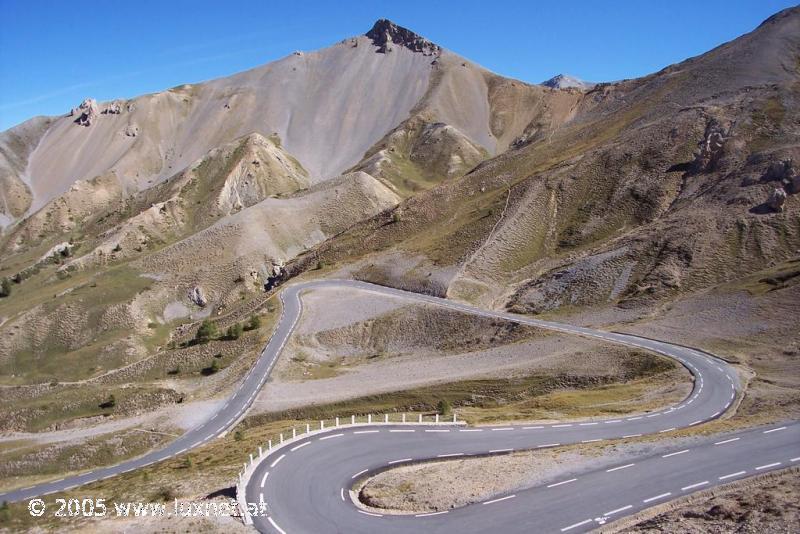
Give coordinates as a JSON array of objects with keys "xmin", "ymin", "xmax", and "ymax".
[{"xmin": 2, "ymin": 280, "xmax": 798, "ymax": 534}]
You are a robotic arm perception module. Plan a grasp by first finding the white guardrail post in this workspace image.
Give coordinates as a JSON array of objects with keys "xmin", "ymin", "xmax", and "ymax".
[{"xmin": 235, "ymin": 410, "xmax": 464, "ymax": 525}]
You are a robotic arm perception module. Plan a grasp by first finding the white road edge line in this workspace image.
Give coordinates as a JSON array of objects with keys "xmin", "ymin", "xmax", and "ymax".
[
  {"xmin": 719, "ymin": 471, "xmax": 746, "ymax": 480},
  {"xmin": 561, "ymin": 519, "xmax": 593, "ymax": 531},
  {"xmin": 682, "ymin": 481, "xmax": 709, "ymax": 491},
  {"xmin": 643, "ymin": 492, "xmax": 671, "ymax": 503},
  {"xmin": 606, "ymin": 463, "xmax": 635, "ymax": 472},
  {"xmin": 268, "ymin": 516, "xmax": 286, "ymax": 534},
  {"xmin": 547, "ymin": 478, "xmax": 577, "ymax": 488},
  {"xmin": 416, "ymin": 511, "xmax": 449, "ymax": 517},
  {"xmin": 604, "ymin": 504, "xmax": 632, "ymax": 516},
  {"xmin": 755, "ymin": 462, "xmax": 781, "ymax": 470},
  {"xmin": 482, "ymin": 495, "xmax": 516, "ymax": 505}
]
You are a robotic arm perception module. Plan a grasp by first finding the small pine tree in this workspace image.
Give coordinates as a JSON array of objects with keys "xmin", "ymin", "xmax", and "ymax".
[
  {"xmin": 247, "ymin": 314, "xmax": 262, "ymax": 331},
  {"xmin": 0, "ymin": 278, "xmax": 11, "ymax": 298},
  {"xmin": 234, "ymin": 430, "xmax": 244, "ymax": 441},
  {"xmin": 183, "ymin": 456, "xmax": 193, "ymax": 469},
  {"xmin": 437, "ymin": 399, "xmax": 451, "ymax": 416},
  {"xmin": 226, "ymin": 323, "xmax": 243, "ymax": 340},
  {"xmin": 195, "ymin": 320, "xmax": 218, "ymax": 343},
  {"xmin": 209, "ymin": 359, "xmax": 220, "ymax": 374}
]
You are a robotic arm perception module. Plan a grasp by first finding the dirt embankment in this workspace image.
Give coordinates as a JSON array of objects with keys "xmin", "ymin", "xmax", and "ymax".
[{"xmin": 609, "ymin": 467, "xmax": 800, "ymax": 533}]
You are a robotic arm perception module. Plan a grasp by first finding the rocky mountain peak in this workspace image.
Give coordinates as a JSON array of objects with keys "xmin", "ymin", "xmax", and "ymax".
[
  {"xmin": 365, "ymin": 18, "xmax": 440, "ymax": 56},
  {"xmin": 541, "ymin": 74, "xmax": 596, "ymax": 90}
]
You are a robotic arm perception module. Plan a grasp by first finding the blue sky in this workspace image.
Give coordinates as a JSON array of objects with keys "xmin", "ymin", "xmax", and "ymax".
[{"xmin": 0, "ymin": 0, "xmax": 795, "ymax": 131}]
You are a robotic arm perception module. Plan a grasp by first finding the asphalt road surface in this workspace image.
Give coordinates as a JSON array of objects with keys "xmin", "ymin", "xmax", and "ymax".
[{"xmin": 3, "ymin": 280, "xmax": 798, "ymax": 534}]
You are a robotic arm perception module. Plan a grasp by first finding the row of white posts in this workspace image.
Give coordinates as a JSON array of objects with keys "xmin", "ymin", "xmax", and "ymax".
[{"xmin": 236, "ymin": 412, "xmax": 459, "ymax": 524}]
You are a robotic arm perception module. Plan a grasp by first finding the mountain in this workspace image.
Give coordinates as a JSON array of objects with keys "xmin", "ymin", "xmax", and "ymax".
[
  {"xmin": 541, "ymin": 74, "xmax": 595, "ymax": 90},
  {"xmin": 0, "ymin": 19, "xmax": 574, "ymax": 391},
  {"xmin": 1, "ymin": 8, "xmax": 799, "ymax": 396},
  {"xmin": 282, "ymin": 8, "xmax": 800, "ymax": 314}
]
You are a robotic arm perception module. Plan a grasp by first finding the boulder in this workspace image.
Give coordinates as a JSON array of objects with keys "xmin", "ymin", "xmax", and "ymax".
[
  {"xmin": 72, "ymin": 98, "xmax": 99, "ymax": 127},
  {"xmin": 762, "ymin": 158, "xmax": 796, "ymax": 183},
  {"xmin": 188, "ymin": 286, "xmax": 207, "ymax": 307},
  {"xmin": 692, "ymin": 120, "xmax": 726, "ymax": 173},
  {"xmin": 767, "ymin": 187, "xmax": 787, "ymax": 212},
  {"xmin": 789, "ymin": 174, "xmax": 800, "ymax": 195},
  {"xmin": 123, "ymin": 124, "xmax": 139, "ymax": 137}
]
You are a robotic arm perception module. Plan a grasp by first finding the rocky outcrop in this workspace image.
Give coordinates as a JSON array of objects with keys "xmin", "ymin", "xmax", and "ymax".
[
  {"xmin": 72, "ymin": 98, "xmax": 98, "ymax": 127},
  {"xmin": 790, "ymin": 174, "xmax": 800, "ymax": 195},
  {"xmin": 767, "ymin": 187, "xmax": 787, "ymax": 212},
  {"xmin": 692, "ymin": 120, "xmax": 726, "ymax": 173},
  {"xmin": 366, "ymin": 19, "xmax": 440, "ymax": 56},
  {"xmin": 102, "ymin": 101, "xmax": 122, "ymax": 114},
  {"xmin": 762, "ymin": 159, "xmax": 799, "ymax": 193},
  {"xmin": 188, "ymin": 286, "xmax": 207, "ymax": 307}
]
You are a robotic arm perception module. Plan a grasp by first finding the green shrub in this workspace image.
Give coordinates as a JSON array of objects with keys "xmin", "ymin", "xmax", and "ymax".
[
  {"xmin": 0, "ymin": 278, "xmax": 10, "ymax": 298},
  {"xmin": 437, "ymin": 399, "xmax": 451, "ymax": 416},
  {"xmin": 246, "ymin": 314, "xmax": 262, "ymax": 331},
  {"xmin": 226, "ymin": 323, "xmax": 244, "ymax": 340},
  {"xmin": 195, "ymin": 319, "xmax": 218, "ymax": 343},
  {"xmin": 100, "ymin": 394, "xmax": 116, "ymax": 409}
]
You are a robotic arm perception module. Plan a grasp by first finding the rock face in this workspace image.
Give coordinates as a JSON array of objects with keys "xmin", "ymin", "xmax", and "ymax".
[
  {"xmin": 366, "ymin": 19, "xmax": 440, "ymax": 56},
  {"xmin": 767, "ymin": 187, "xmax": 788, "ymax": 212},
  {"xmin": 188, "ymin": 286, "xmax": 207, "ymax": 307},
  {"xmin": 692, "ymin": 120, "xmax": 726, "ymax": 173},
  {"xmin": 72, "ymin": 98, "xmax": 99, "ymax": 127}
]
